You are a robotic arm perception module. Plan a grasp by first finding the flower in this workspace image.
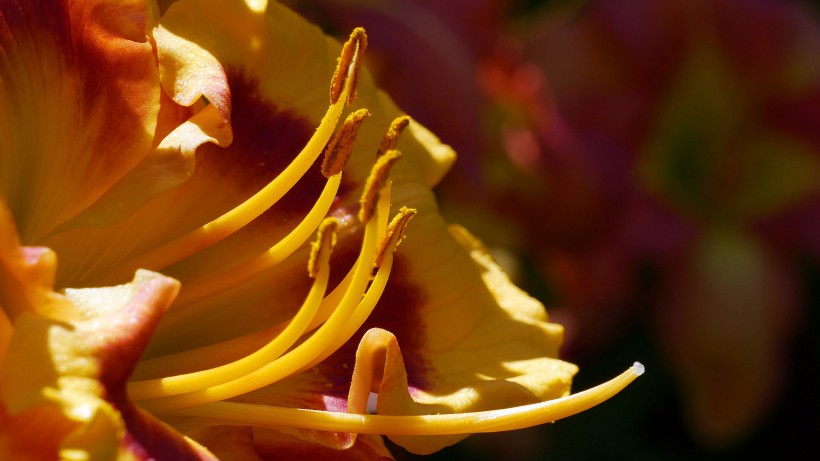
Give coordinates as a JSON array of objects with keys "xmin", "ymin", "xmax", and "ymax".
[{"xmin": 0, "ymin": 0, "xmax": 641, "ymax": 459}]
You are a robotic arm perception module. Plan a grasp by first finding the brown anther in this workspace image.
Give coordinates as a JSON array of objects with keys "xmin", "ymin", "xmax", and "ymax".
[
  {"xmin": 375, "ymin": 207, "xmax": 417, "ymax": 267},
  {"xmin": 359, "ymin": 150, "xmax": 401, "ymax": 223},
  {"xmin": 376, "ymin": 116, "xmax": 410, "ymax": 158},
  {"xmin": 308, "ymin": 218, "xmax": 339, "ymax": 278},
  {"xmin": 322, "ymin": 109, "xmax": 370, "ymax": 177},
  {"xmin": 330, "ymin": 28, "xmax": 368, "ymax": 106}
]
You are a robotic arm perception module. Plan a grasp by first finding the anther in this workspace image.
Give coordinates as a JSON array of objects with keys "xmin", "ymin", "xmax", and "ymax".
[
  {"xmin": 376, "ymin": 116, "xmax": 410, "ymax": 158},
  {"xmin": 330, "ymin": 28, "xmax": 368, "ymax": 106},
  {"xmin": 359, "ymin": 150, "xmax": 401, "ymax": 223},
  {"xmin": 308, "ymin": 218, "xmax": 338, "ymax": 278},
  {"xmin": 321, "ymin": 109, "xmax": 370, "ymax": 177},
  {"xmin": 375, "ymin": 207, "xmax": 416, "ymax": 267}
]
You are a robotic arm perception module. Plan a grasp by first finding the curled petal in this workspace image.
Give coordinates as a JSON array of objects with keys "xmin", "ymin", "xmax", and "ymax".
[
  {"xmin": 0, "ymin": 265, "xmax": 215, "ymax": 459},
  {"xmin": 0, "ymin": 201, "xmax": 64, "ymax": 321}
]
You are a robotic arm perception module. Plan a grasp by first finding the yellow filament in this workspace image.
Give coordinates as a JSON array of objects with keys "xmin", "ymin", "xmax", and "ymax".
[
  {"xmin": 140, "ymin": 211, "xmax": 382, "ymax": 413},
  {"xmin": 132, "ymin": 327, "xmax": 277, "ymax": 381},
  {"xmin": 127, "ymin": 231, "xmax": 332, "ymax": 400},
  {"xmin": 173, "ymin": 363, "xmax": 644, "ymax": 435},
  {"xmin": 171, "ymin": 173, "xmax": 342, "ymax": 308},
  {"xmin": 299, "ymin": 167, "xmax": 392, "ymax": 334},
  {"xmin": 287, "ymin": 175, "xmax": 393, "ymax": 371},
  {"xmin": 300, "ymin": 249, "xmax": 393, "ymax": 374},
  {"xmin": 304, "ymin": 206, "xmax": 413, "ymax": 371}
]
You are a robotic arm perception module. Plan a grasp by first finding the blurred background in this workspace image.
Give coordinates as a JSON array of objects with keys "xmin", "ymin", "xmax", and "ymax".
[{"xmin": 285, "ymin": 0, "xmax": 820, "ymax": 459}]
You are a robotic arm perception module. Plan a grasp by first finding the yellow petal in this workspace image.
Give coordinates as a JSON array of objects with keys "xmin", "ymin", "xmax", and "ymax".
[{"xmin": 348, "ymin": 221, "xmax": 576, "ymax": 454}]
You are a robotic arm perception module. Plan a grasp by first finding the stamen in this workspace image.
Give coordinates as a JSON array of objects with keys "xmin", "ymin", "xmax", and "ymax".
[
  {"xmin": 296, "ymin": 169, "xmax": 394, "ymax": 332},
  {"xmin": 301, "ymin": 208, "xmax": 416, "ymax": 371},
  {"xmin": 127, "ymin": 220, "xmax": 338, "ymax": 400},
  {"xmin": 167, "ymin": 102, "xmax": 364, "ymax": 307},
  {"xmin": 375, "ymin": 207, "xmax": 416, "ymax": 268},
  {"xmin": 139, "ymin": 200, "xmax": 384, "ymax": 413},
  {"xmin": 330, "ymin": 28, "xmax": 368, "ymax": 106},
  {"xmin": 303, "ymin": 250, "xmax": 392, "ymax": 372},
  {"xmin": 296, "ymin": 155, "xmax": 397, "ymax": 334},
  {"xmin": 112, "ymin": 28, "xmax": 368, "ymax": 278},
  {"xmin": 297, "ymin": 167, "xmax": 396, "ymax": 355},
  {"xmin": 322, "ymin": 109, "xmax": 370, "ymax": 178},
  {"xmin": 376, "ymin": 116, "xmax": 410, "ymax": 158},
  {"xmin": 173, "ymin": 363, "xmax": 644, "ymax": 435},
  {"xmin": 308, "ymin": 219, "xmax": 338, "ymax": 278},
  {"xmin": 359, "ymin": 150, "xmax": 401, "ymax": 223}
]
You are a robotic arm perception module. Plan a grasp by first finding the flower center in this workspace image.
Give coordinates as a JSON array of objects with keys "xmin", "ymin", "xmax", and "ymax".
[{"xmin": 111, "ymin": 27, "xmax": 644, "ymax": 439}]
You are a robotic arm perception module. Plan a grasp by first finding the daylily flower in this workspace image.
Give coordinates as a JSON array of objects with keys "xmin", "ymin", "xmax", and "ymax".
[{"xmin": 0, "ymin": 0, "xmax": 641, "ymax": 459}]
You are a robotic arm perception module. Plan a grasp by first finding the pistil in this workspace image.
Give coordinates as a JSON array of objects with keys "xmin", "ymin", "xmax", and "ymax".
[{"xmin": 172, "ymin": 363, "xmax": 644, "ymax": 435}]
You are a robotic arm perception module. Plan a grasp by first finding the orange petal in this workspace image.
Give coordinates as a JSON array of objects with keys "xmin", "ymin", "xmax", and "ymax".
[
  {"xmin": 253, "ymin": 431, "xmax": 394, "ymax": 461},
  {"xmin": 0, "ymin": 0, "xmax": 161, "ymax": 240}
]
